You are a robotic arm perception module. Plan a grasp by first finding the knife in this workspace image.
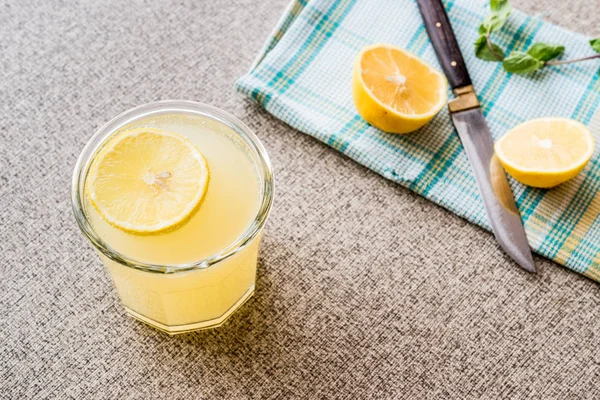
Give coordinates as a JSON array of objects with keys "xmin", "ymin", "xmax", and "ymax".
[{"xmin": 416, "ymin": 0, "xmax": 535, "ymax": 273}]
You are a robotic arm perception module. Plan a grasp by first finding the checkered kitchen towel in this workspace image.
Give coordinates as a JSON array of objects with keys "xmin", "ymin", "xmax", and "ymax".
[{"xmin": 235, "ymin": 0, "xmax": 600, "ymax": 281}]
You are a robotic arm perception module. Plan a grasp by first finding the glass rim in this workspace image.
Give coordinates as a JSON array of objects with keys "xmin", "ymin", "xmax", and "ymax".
[{"xmin": 71, "ymin": 100, "xmax": 274, "ymax": 274}]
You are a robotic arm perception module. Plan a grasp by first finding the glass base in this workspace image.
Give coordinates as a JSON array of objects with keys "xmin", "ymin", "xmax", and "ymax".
[{"xmin": 123, "ymin": 285, "xmax": 254, "ymax": 335}]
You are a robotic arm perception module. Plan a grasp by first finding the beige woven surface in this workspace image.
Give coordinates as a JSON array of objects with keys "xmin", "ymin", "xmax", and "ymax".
[{"xmin": 1, "ymin": 0, "xmax": 599, "ymax": 398}]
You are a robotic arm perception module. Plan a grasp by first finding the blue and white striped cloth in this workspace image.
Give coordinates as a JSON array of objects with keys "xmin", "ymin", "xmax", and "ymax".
[{"xmin": 236, "ymin": 0, "xmax": 600, "ymax": 281}]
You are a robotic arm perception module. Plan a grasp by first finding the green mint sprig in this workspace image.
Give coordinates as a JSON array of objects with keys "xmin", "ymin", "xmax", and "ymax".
[{"xmin": 474, "ymin": 0, "xmax": 600, "ymax": 74}]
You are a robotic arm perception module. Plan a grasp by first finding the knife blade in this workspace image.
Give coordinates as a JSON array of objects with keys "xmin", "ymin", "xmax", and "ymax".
[{"xmin": 416, "ymin": 0, "xmax": 535, "ymax": 272}]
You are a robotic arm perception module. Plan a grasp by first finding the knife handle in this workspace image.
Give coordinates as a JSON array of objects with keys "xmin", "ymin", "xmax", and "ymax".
[{"xmin": 416, "ymin": 0, "xmax": 472, "ymax": 89}]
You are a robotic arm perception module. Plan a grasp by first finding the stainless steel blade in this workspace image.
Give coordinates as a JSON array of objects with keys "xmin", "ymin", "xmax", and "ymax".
[{"xmin": 451, "ymin": 108, "xmax": 536, "ymax": 273}]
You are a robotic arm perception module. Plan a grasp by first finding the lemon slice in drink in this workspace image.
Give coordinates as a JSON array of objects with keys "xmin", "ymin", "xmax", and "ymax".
[
  {"xmin": 495, "ymin": 118, "xmax": 594, "ymax": 188},
  {"xmin": 88, "ymin": 128, "xmax": 209, "ymax": 234},
  {"xmin": 352, "ymin": 43, "xmax": 448, "ymax": 134}
]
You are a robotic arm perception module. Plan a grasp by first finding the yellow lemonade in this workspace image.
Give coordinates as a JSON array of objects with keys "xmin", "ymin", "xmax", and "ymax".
[{"xmin": 72, "ymin": 101, "xmax": 273, "ymax": 334}]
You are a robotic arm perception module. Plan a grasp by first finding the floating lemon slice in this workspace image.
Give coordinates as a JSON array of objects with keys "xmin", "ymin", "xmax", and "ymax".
[
  {"xmin": 352, "ymin": 43, "xmax": 448, "ymax": 134},
  {"xmin": 88, "ymin": 128, "xmax": 209, "ymax": 234},
  {"xmin": 495, "ymin": 118, "xmax": 594, "ymax": 188}
]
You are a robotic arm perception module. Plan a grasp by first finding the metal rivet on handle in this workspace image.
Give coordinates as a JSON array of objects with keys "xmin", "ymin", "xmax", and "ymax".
[
  {"xmin": 435, "ymin": 22, "xmax": 441, "ymax": 27},
  {"xmin": 451, "ymin": 61, "xmax": 457, "ymax": 66}
]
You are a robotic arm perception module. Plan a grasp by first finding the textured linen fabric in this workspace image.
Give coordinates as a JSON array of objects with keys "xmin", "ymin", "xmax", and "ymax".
[
  {"xmin": 236, "ymin": 0, "xmax": 600, "ymax": 281},
  {"xmin": 2, "ymin": 0, "xmax": 600, "ymax": 399}
]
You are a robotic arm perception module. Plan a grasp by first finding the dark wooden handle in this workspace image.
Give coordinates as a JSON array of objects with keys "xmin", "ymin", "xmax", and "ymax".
[{"xmin": 416, "ymin": 0, "xmax": 471, "ymax": 89}]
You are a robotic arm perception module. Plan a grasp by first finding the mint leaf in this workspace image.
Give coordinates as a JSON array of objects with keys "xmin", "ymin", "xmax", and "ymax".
[
  {"xmin": 474, "ymin": 36, "xmax": 505, "ymax": 61},
  {"xmin": 502, "ymin": 51, "xmax": 544, "ymax": 73},
  {"xmin": 490, "ymin": 0, "xmax": 512, "ymax": 18},
  {"xmin": 478, "ymin": 23, "xmax": 488, "ymax": 36},
  {"xmin": 590, "ymin": 39, "xmax": 600, "ymax": 53},
  {"xmin": 479, "ymin": 14, "xmax": 507, "ymax": 34},
  {"xmin": 527, "ymin": 43, "xmax": 565, "ymax": 61},
  {"xmin": 479, "ymin": 0, "xmax": 512, "ymax": 34}
]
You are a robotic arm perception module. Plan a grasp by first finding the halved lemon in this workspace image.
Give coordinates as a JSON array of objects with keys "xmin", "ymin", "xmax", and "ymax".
[
  {"xmin": 88, "ymin": 128, "xmax": 209, "ymax": 234},
  {"xmin": 352, "ymin": 43, "xmax": 448, "ymax": 134},
  {"xmin": 495, "ymin": 118, "xmax": 594, "ymax": 188}
]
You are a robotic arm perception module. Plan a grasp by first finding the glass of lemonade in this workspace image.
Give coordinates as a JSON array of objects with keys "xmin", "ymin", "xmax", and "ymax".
[{"xmin": 72, "ymin": 100, "xmax": 273, "ymax": 334}]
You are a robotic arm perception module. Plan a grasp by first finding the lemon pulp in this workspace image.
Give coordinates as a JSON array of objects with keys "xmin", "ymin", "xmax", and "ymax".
[
  {"xmin": 88, "ymin": 128, "xmax": 209, "ymax": 234},
  {"xmin": 352, "ymin": 43, "xmax": 447, "ymax": 134},
  {"xmin": 495, "ymin": 117, "xmax": 594, "ymax": 188}
]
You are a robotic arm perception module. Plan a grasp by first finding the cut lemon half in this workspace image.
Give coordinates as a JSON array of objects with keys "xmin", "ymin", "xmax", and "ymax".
[
  {"xmin": 495, "ymin": 118, "xmax": 594, "ymax": 188},
  {"xmin": 352, "ymin": 43, "xmax": 447, "ymax": 134},
  {"xmin": 88, "ymin": 128, "xmax": 210, "ymax": 234}
]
